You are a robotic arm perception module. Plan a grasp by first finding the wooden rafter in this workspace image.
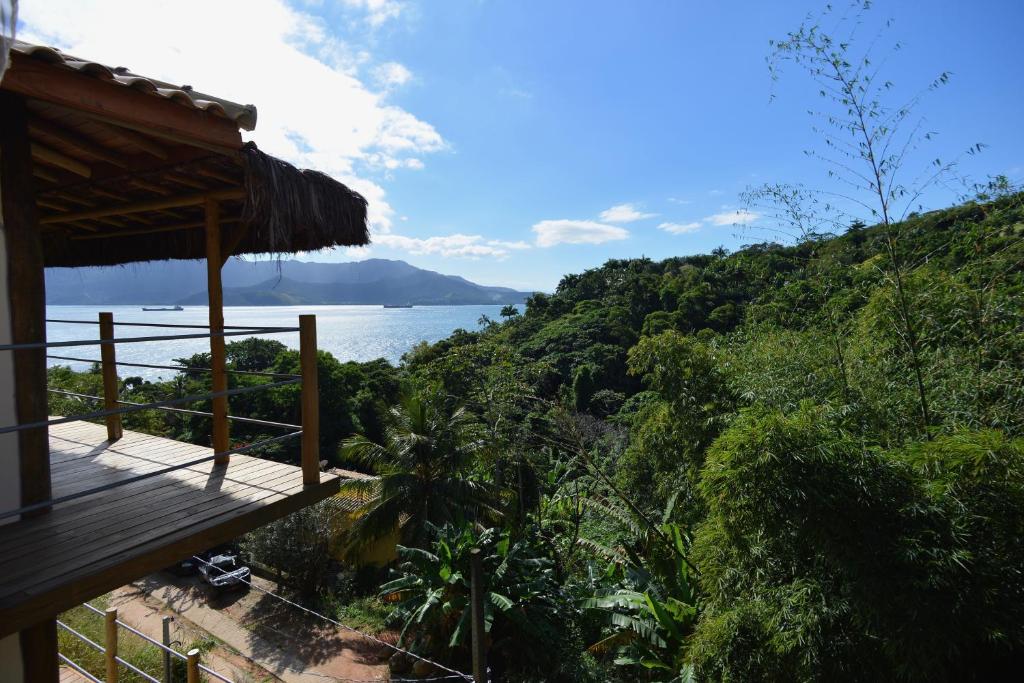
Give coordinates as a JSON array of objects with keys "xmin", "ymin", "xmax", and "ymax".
[
  {"xmin": 28, "ymin": 116, "xmax": 128, "ymax": 168},
  {"xmin": 31, "ymin": 142, "xmax": 91, "ymax": 177},
  {"xmin": 71, "ymin": 215, "xmax": 241, "ymax": 241},
  {"xmin": 32, "ymin": 167, "xmax": 59, "ymax": 184},
  {"xmin": 39, "ymin": 188, "xmax": 244, "ymax": 224}
]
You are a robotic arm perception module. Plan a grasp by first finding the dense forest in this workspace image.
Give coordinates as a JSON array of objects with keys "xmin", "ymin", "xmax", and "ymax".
[{"xmin": 50, "ymin": 185, "xmax": 1024, "ymax": 681}]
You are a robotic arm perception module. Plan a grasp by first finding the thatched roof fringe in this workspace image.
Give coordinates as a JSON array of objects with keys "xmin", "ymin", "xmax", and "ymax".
[{"xmin": 240, "ymin": 143, "xmax": 369, "ymax": 253}]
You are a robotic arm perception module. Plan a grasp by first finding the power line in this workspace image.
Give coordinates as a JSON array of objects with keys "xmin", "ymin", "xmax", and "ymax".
[{"xmin": 190, "ymin": 555, "xmax": 473, "ymax": 682}]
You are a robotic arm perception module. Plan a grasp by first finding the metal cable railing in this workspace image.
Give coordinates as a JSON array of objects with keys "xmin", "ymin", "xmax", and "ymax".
[
  {"xmin": 46, "ymin": 318, "xmax": 298, "ymax": 331},
  {"xmin": 71, "ymin": 602, "xmax": 233, "ymax": 683},
  {"xmin": 47, "ymin": 354, "xmax": 300, "ymax": 378},
  {"xmin": 58, "ymin": 653, "xmax": 103, "ymax": 683},
  {"xmin": 0, "ymin": 326, "xmax": 297, "ymax": 351},
  {"xmin": 1, "ymin": 312, "xmax": 323, "ymax": 520},
  {"xmin": 0, "ymin": 378, "xmax": 299, "ymax": 435},
  {"xmin": 48, "ymin": 388, "xmax": 302, "ymax": 430}
]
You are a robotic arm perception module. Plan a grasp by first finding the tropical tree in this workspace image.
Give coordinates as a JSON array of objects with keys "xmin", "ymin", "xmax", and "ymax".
[
  {"xmin": 582, "ymin": 497, "xmax": 699, "ymax": 682},
  {"xmin": 339, "ymin": 387, "xmax": 501, "ymax": 554},
  {"xmin": 380, "ymin": 523, "xmax": 570, "ymax": 679}
]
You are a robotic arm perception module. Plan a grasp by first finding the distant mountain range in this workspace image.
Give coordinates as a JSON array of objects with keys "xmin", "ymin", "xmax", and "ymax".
[{"xmin": 46, "ymin": 259, "xmax": 535, "ymax": 306}]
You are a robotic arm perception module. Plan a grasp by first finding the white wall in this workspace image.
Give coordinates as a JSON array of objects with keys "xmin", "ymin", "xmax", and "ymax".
[{"xmin": 0, "ymin": 634, "xmax": 24, "ymax": 683}]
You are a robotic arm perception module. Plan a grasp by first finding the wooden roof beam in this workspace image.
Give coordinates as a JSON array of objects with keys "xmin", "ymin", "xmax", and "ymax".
[
  {"xmin": 39, "ymin": 188, "xmax": 245, "ymax": 225},
  {"xmin": 32, "ymin": 167, "xmax": 59, "ymax": 184},
  {"xmin": 28, "ymin": 117, "xmax": 128, "ymax": 168},
  {"xmin": 71, "ymin": 216, "xmax": 241, "ymax": 241},
  {"xmin": 87, "ymin": 119, "xmax": 169, "ymax": 160},
  {"xmin": 31, "ymin": 142, "xmax": 91, "ymax": 178}
]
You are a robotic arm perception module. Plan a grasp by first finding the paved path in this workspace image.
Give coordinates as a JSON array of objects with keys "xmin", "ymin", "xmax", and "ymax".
[{"xmin": 111, "ymin": 573, "xmax": 389, "ymax": 683}]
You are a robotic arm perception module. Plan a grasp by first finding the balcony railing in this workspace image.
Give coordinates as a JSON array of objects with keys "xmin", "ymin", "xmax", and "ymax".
[
  {"xmin": 0, "ymin": 313, "xmax": 321, "ymax": 521},
  {"xmin": 59, "ymin": 601, "xmax": 232, "ymax": 683}
]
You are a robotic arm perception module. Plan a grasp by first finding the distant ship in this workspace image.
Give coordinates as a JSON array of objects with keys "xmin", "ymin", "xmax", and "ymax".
[
  {"xmin": 383, "ymin": 304, "xmax": 413, "ymax": 308},
  {"xmin": 141, "ymin": 305, "xmax": 184, "ymax": 311}
]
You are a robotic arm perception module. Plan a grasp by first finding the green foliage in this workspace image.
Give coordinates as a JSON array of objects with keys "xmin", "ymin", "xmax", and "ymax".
[
  {"xmin": 381, "ymin": 523, "xmax": 573, "ymax": 680},
  {"xmin": 340, "ymin": 387, "xmax": 502, "ymax": 553},
  {"xmin": 241, "ymin": 497, "xmax": 346, "ymax": 595},
  {"xmin": 45, "ymin": 186, "xmax": 1024, "ymax": 680},
  {"xmin": 691, "ymin": 405, "xmax": 1024, "ymax": 681}
]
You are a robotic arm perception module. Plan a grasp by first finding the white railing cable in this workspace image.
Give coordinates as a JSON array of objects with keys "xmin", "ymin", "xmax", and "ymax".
[
  {"xmin": 196, "ymin": 662, "xmax": 234, "ymax": 683},
  {"xmin": 56, "ymin": 620, "xmax": 104, "ymax": 652},
  {"xmin": 82, "ymin": 602, "xmax": 188, "ymax": 661},
  {"xmin": 192, "ymin": 554, "xmax": 474, "ymax": 682},
  {"xmin": 78, "ymin": 601, "xmax": 237, "ymax": 680},
  {"xmin": 58, "ymin": 653, "xmax": 103, "ymax": 683},
  {"xmin": 114, "ymin": 655, "xmax": 161, "ymax": 683}
]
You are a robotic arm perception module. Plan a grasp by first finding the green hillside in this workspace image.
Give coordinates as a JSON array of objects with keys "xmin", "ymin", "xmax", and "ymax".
[{"xmin": 49, "ymin": 190, "xmax": 1024, "ymax": 681}]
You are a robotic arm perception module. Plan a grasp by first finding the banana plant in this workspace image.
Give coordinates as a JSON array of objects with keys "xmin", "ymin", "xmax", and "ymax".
[
  {"xmin": 380, "ymin": 523, "xmax": 565, "ymax": 672},
  {"xmin": 581, "ymin": 497, "xmax": 699, "ymax": 682}
]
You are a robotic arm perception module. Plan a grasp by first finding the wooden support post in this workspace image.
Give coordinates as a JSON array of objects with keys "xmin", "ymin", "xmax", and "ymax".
[
  {"xmin": 104, "ymin": 608, "xmax": 118, "ymax": 683},
  {"xmin": 205, "ymin": 199, "xmax": 229, "ymax": 462},
  {"xmin": 299, "ymin": 315, "xmax": 320, "ymax": 485},
  {"xmin": 1, "ymin": 92, "xmax": 51, "ymax": 518},
  {"xmin": 99, "ymin": 312, "xmax": 122, "ymax": 442},
  {"xmin": 20, "ymin": 619, "xmax": 58, "ymax": 683},
  {"xmin": 469, "ymin": 548, "xmax": 487, "ymax": 683},
  {"xmin": 186, "ymin": 648, "xmax": 200, "ymax": 683}
]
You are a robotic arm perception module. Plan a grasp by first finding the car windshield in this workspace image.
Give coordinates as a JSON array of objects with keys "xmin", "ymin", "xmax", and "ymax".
[{"xmin": 209, "ymin": 555, "xmax": 237, "ymax": 570}]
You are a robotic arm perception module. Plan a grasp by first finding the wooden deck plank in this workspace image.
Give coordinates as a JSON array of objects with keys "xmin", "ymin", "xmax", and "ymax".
[
  {"xmin": 2, "ymin": 462, "xmax": 305, "ymax": 582},
  {"xmin": 0, "ymin": 420, "xmax": 339, "ymax": 638},
  {"xmin": 0, "ymin": 458, "xmax": 299, "ymax": 574}
]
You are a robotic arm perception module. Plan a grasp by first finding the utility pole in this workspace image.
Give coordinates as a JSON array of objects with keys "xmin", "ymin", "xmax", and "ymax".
[
  {"xmin": 161, "ymin": 616, "xmax": 173, "ymax": 683},
  {"xmin": 469, "ymin": 548, "xmax": 487, "ymax": 683}
]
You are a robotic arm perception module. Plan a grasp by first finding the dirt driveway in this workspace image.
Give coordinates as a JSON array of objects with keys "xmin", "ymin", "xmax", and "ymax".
[{"xmin": 110, "ymin": 572, "xmax": 390, "ymax": 683}]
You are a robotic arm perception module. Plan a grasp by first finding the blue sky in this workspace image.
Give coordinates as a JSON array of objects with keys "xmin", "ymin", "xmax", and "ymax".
[{"xmin": 20, "ymin": 1, "xmax": 1024, "ymax": 291}]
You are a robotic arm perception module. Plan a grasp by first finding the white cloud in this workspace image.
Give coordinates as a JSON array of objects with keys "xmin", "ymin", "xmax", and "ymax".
[
  {"xmin": 487, "ymin": 239, "xmax": 532, "ymax": 250},
  {"xmin": 599, "ymin": 203, "xmax": 657, "ymax": 223},
  {"xmin": 341, "ymin": 0, "xmax": 405, "ymax": 27},
  {"xmin": 667, "ymin": 197, "xmax": 691, "ymax": 205},
  {"xmin": 345, "ymin": 245, "xmax": 374, "ymax": 258},
  {"xmin": 374, "ymin": 233, "xmax": 513, "ymax": 259},
  {"xmin": 18, "ymin": 0, "xmax": 443, "ymax": 236},
  {"xmin": 658, "ymin": 221, "xmax": 702, "ymax": 235},
  {"xmin": 532, "ymin": 220, "xmax": 629, "ymax": 247},
  {"xmin": 373, "ymin": 61, "xmax": 413, "ymax": 89},
  {"xmin": 705, "ymin": 209, "xmax": 760, "ymax": 226}
]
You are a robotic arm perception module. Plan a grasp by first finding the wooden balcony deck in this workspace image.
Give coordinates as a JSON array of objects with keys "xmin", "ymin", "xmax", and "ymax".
[{"xmin": 0, "ymin": 420, "xmax": 339, "ymax": 637}]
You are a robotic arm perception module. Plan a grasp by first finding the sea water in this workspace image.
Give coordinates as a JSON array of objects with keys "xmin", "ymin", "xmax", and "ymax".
[{"xmin": 45, "ymin": 304, "xmax": 515, "ymax": 379}]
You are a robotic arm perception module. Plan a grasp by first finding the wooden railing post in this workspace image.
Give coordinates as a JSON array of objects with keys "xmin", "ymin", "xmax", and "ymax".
[
  {"xmin": 205, "ymin": 198, "xmax": 229, "ymax": 463},
  {"xmin": 299, "ymin": 315, "xmax": 320, "ymax": 485},
  {"xmin": 99, "ymin": 312, "xmax": 122, "ymax": 442},
  {"xmin": 186, "ymin": 648, "xmax": 200, "ymax": 683},
  {"xmin": 104, "ymin": 607, "xmax": 118, "ymax": 683}
]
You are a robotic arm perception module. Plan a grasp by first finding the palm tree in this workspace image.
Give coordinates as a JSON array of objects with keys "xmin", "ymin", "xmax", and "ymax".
[{"xmin": 339, "ymin": 388, "xmax": 501, "ymax": 554}]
